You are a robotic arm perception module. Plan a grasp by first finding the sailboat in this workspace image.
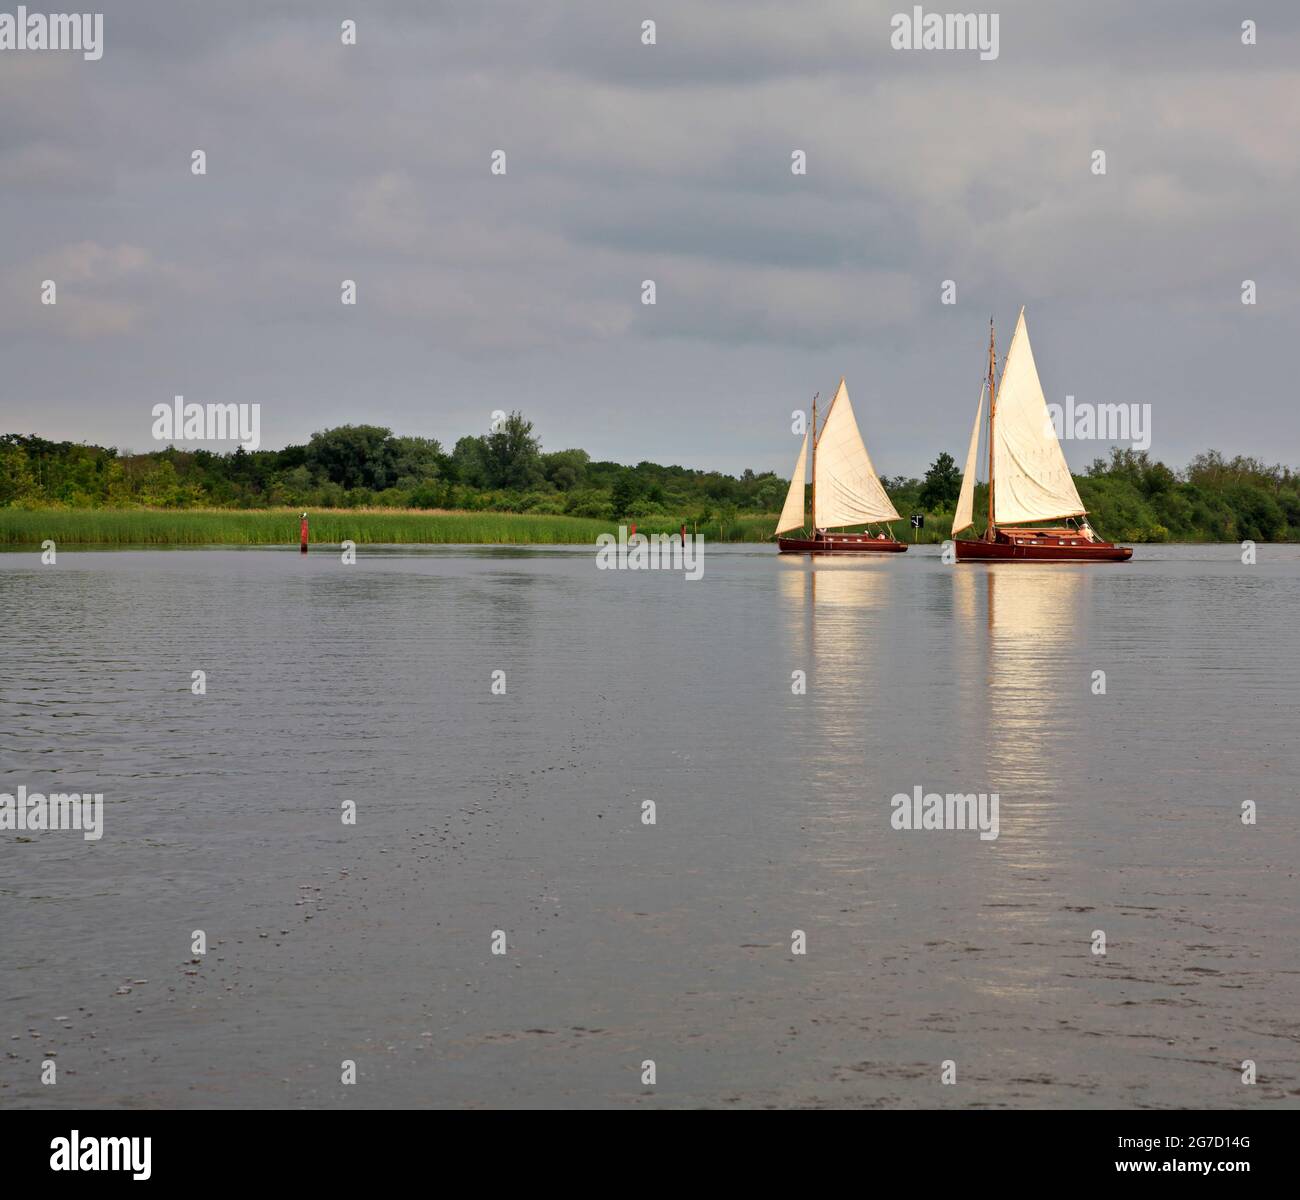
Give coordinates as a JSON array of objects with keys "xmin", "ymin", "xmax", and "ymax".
[
  {"xmin": 775, "ymin": 378, "xmax": 907, "ymax": 554},
  {"xmin": 951, "ymin": 310, "xmax": 1132, "ymax": 562}
]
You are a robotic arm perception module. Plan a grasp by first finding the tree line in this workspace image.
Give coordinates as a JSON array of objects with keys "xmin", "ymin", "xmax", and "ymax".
[
  {"xmin": 0, "ymin": 414, "xmax": 788, "ymax": 527},
  {"xmin": 3, "ymin": 415, "xmax": 1300, "ymax": 541}
]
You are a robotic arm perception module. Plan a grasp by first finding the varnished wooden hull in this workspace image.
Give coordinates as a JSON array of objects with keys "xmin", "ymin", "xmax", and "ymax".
[
  {"xmin": 955, "ymin": 533, "xmax": 1131, "ymax": 562},
  {"xmin": 778, "ymin": 534, "xmax": 908, "ymax": 554}
]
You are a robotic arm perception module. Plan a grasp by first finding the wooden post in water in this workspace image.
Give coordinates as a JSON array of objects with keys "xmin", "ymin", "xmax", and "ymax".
[{"xmin": 300, "ymin": 512, "xmax": 309, "ymax": 554}]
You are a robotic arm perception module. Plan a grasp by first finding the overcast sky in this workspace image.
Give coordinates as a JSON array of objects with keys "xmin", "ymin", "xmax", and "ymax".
[{"xmin": 2, "ymin": 1, "xmax": 1297, "ymax": 477}]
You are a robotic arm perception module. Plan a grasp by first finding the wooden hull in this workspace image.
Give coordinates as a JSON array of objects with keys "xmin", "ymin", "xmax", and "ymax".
[
  {"xmin": 778, "ymin": 534, "xmax": 908, "ymax": 555},
  {"xmin": 955, "ymin": 532, "xmax": 1131, "ymax": 562}
]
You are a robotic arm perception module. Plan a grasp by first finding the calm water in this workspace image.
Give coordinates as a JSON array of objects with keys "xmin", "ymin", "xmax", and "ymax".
[{"xmin": 1, "ymin": 544, "xmax": 1297, "ymax": 1109}]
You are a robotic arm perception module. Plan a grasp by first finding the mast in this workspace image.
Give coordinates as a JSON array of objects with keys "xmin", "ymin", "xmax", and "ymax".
[
  {"xmin": 810, "ymin": 391, "xmax": 818, "ymax": 534},
  {"xmin": 986, "ymin": 318, "xmax": 997, "ymax": 541}
]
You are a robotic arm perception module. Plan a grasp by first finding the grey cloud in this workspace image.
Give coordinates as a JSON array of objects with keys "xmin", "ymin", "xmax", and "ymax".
[{"xmin": 0, "ymin": 0, "xmax": 1297, "ymax": 476}]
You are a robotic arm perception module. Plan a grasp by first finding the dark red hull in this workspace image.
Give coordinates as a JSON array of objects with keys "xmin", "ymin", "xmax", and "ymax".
[
  {"xmin": 955, "ymin": 531, "xmax": 1131, "ymax": 562},
  {"xmin": 778, "ymin": 533, "xmax": 908, "ymax": 554}
]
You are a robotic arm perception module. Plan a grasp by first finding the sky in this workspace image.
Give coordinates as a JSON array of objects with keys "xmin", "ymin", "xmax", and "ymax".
[{"xmin": 1, "ymin": 0, "xmax": 1297, "ymax": 478}]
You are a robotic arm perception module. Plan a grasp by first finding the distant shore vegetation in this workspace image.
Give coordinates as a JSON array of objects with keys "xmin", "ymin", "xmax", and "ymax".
[{"xmin": 3, "ymin": 415, "xmax": 1299, "ymax": 544}]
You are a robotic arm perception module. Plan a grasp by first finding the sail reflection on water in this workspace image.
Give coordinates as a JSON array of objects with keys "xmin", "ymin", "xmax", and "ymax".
[
  {"xmin": 984, "ymin": 565, "xmax": 1089, "ymax": 795},
  {"xmin": 777, "ymin": 557, "xmax": 895, "ymax": 752},
  {"xmin": 950, "ymin": 565, "xmax": 986, "ymax": 752}
]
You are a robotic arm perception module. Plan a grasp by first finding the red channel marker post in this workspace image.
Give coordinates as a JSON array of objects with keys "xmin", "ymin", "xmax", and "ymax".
[{"xmin": 300, "ymin": 512, "xmax": 309, "ymax": 554}]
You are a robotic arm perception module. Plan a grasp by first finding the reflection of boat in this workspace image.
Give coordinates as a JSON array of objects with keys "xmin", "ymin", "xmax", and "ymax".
[
  {"xmin": 984, "ymin": 567, "xmax": 1086, "ymax": 794},
  {"xmin": 952, "ymin": 311, "xmax": 1132, "ymax": 563},
  {"xmin": 777, "ymin": 558, "xmax": 896, "ymax": 746},
  {"xmin": 775, "ymin": 380, "xmax": 907, "ymax": 554}
]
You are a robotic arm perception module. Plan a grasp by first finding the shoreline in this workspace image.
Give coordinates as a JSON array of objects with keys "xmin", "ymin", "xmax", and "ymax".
[{"xmin": 0, "ymin": 507, "xmax": 1287, "ymax": 547}]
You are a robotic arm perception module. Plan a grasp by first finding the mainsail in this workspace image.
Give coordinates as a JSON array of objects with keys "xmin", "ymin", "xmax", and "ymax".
[
  {"xmin": 991, "ymin": 309, "xmax": 1086, "ymax": 526},
  {"xmin": 775, "ymin": 428, "xmax": 809, "ymax": 534},
  {"xmin": 951, "ymin": 383, "xmax": 985, "ymax": 536},
  {"xmin": 813, "ymin": 379, "xmax": 900, "ymax": 529}
]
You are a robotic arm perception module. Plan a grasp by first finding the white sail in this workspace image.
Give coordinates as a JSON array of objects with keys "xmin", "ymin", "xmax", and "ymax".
[
  {"xmin": 991, "ymin": 309, "xmax": 1086, "ymax": 526},
  {"xmin": 951, "ymin": 383, "xmax": 984, "ymax": 536},
  {"xmin": 775, "ymin": 428, "xmax": 809, "ymax": 534},
  {"xmin": 813, "ymin": 379, "xmax": 900, "ymax": 529}
]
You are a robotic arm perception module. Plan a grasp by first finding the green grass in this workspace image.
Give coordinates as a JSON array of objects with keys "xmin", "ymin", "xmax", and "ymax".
[{"xmin": 0, "ymin": 507, "xmax": 787, "ymax": 546}]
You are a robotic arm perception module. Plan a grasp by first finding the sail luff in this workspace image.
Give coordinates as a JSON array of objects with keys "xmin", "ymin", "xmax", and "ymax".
[
  {"xmin": 812, "ymin": 379, "xmax": 900, "ymax": 528},
  {"xmin": 951, "ymin": 383, "xmax": 985, "ymax": 536},
  {"xmin": 810, "ymin": 392, "xmax": 817, "ymax": 531},
  {"xmin": 987, "ymin": 319, "xmax": 997, "ymax": 538},
  {"xmin": 774, "ymin": 428, "xmax": 809, "ymax": 534},
  {"xmin": 990, "ymin": 309, "xmax": 1087, "ymax": 526}
]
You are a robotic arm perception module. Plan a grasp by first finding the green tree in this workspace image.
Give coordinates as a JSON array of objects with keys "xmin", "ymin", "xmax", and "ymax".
[
  {"xmin": 306, "ymin": 425, "xmax": 395, "ymax": 490},
  {"xmin": 138, "ymin": 460, "xmax": 183, "ymax": 507},
  {"xmin": 541, "ymin": 448, "xmax": 589, "ymax": 491},
  {"xmin": 389, "ymin": 435, "xmax": 443, "ymax": 486},
  {"xmin": 919, "ymin": 452, "xmax": 961, "ymax": 509},
  {"xmin": 450, "ymin": 436, "xmax": 488, "ymax": 488},
  {"xmin": 755, "ymin": 477, "xmax": 785, "ymax": 511},
  {"xmin": 482, "ymin": 411, "xmax": 542, "ymax": 490},
  {"xmin": 0, "ymin": 440, "xmax": 38, "ymax": 505},
  {"xmin": 610, "ymin": 469, "xmax": 640, "ymax": 516}
]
